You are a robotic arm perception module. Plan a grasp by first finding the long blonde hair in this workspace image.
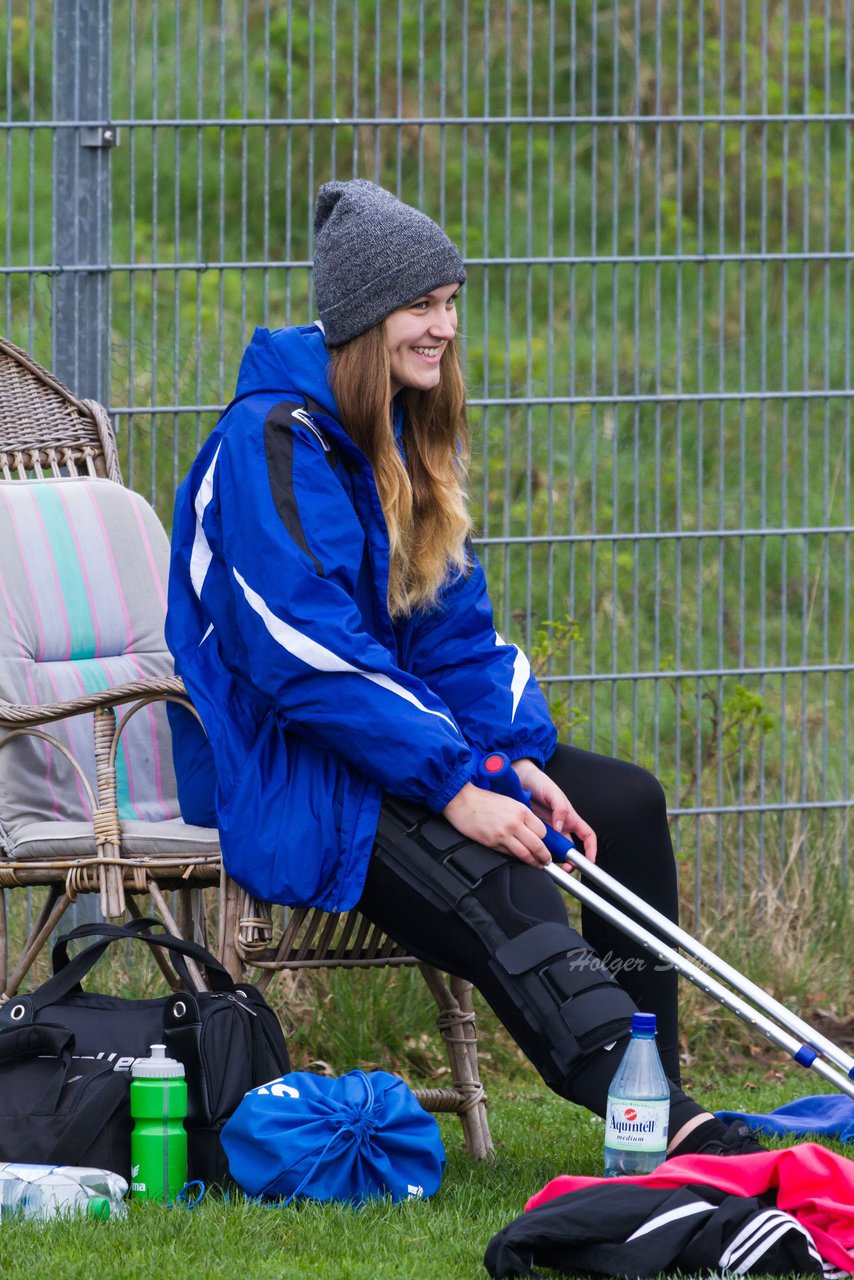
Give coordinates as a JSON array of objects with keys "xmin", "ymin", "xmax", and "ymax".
[{"xmin": 328, "ymin": 324, "xmax": 471, "ymax": 619}]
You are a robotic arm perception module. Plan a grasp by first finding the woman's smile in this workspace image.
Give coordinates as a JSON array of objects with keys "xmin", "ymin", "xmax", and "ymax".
[{"xmin": 384, "ymin": 283, "xmax": 460, "ymax": 394}]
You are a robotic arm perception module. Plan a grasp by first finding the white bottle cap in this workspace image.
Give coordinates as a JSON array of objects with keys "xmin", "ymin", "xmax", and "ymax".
[{"xmin": 131, "ymin": 1043, "xmax": 185, "ymax": 1078}]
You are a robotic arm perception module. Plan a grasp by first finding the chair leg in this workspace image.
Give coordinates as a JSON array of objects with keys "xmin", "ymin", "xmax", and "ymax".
[
  {"xmin": 178, "ymin": 887, "xmax": 208, "ymax": 948},
  {"xmin": 0, "ymin": 889, "xmax": 7, "ymax": 994},
  {"xmin": 217, "ymin": 869, "xmax": 244, "ymax": 982},
  {"xmin": 419, "ymin": 963, "xmax": 494, "ymax": 1161},
  {"xmin": 92, "ymin": 705, "xmax": 126, "ymax": 919},
  {"xmin": 147, "ymin": 882, "xmax": 205, "ymax": 992},
  {"xmin": 449, "ymin": 975, "xmax": 495, "ymax": 1159},
  {"xmin": 2, "ymin": 885, "xmax": 73, "ymax": 1000}
]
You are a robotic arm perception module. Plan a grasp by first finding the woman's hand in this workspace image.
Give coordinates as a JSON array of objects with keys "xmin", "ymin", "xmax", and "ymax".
[
  {"xmin": 441, "ymin": 782, "xmax": 552, "ymax": 866},
  {"xmin": 511, "ymin": 757, "xmax": 598, "ymax": 863}
]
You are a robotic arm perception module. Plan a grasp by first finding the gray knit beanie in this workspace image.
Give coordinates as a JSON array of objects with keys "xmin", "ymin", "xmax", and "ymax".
[{"xmin": 313, "ymin": 179, "xmax": 466, "ymax": 346}]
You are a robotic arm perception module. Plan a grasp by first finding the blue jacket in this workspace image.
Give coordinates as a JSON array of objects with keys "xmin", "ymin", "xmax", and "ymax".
[{"xmin": 166, "ymin": 324, "xmax": 557, "ymax": 910}]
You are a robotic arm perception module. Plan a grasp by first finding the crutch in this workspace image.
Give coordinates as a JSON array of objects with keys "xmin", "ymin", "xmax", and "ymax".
[{"xmin": 478, "ymin": 751, "xmax": 854, "ymax": 1101}]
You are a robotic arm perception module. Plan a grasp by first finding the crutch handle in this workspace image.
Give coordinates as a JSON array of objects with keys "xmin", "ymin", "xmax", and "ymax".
[{"xmin": 477, "ymin": 751, "xmax": 575, "ymax": 863}]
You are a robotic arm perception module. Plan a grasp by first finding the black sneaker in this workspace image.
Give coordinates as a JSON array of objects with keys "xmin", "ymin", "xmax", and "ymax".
[{"xmin": 691, "ymin": 1119, "xmax": 765, "ymax": 1157}]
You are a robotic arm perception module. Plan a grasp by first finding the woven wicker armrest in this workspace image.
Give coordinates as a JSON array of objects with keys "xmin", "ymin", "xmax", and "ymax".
[{"xmin": 0, "ymin": 675, "xmax": 188, "ymax": 729}]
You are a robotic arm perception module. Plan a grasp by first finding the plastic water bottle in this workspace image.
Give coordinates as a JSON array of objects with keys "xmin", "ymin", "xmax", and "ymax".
[
  {"xmin": 0, "ymin": 1164, "xmax": 128, "ymax": 1221},
  {"xmin": 603, "ymin": 1012, "xmax": 670, "ymax": 1176},
  {"xmin": 130, "ymin": 1044, "xmax": 188, "ymax": 1202}
]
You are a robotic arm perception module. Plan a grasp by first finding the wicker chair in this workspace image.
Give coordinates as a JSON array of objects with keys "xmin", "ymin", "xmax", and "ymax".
[{"xmin": 0, "ymin": 336, "xmax": 493, "ymax": 1159}]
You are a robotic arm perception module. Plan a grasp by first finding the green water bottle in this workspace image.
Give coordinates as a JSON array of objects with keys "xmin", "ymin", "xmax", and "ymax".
[{"xmin": 130, "ymin": 1044, "xmax": 188, "ymax": 1202}]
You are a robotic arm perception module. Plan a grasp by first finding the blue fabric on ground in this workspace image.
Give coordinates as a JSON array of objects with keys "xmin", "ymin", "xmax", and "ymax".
[
  {"xmin": 716, "ymin": 1094, "xmax": 854, "ymax": 1143},
  {"xmin": 222, "ymin": 1069, "xmax": 446, "ymax": 1205}
]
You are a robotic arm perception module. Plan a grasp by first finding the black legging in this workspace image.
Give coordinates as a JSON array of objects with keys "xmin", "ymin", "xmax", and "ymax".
[{"xmin": 358, "ymin": 742, "xmax": 704, "ymax": 1133}]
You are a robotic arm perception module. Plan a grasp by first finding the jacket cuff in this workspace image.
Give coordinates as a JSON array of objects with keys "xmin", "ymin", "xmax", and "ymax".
[
  {"xmin": 509, "ymin": 749, "xmax": 546, "ymax": 768},
  {"xmin": 424, "ymin": 760, "xmax": 478, "ymax": 813},
  {"xmin": 491, "ymin": 728, "xmax": 558, "ymax": 772}
]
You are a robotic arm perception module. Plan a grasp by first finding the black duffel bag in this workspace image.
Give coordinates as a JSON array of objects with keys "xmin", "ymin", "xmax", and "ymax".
[{"xmin": 0, "ymin": 918, "xmax": 290, "ymax": 1185}]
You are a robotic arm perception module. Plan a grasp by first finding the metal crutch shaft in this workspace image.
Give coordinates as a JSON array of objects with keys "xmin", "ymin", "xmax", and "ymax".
[
  {"xmin": 543, "ymin": 858, "xmax": 854, "ymax": 1100},
  {"xmin": 548, "ymin": 833, "xmax": 854, "ymax": 1080},
  {"xmin": 478, "ymin": 751, "xmax": 854, "ymax": 1091}
]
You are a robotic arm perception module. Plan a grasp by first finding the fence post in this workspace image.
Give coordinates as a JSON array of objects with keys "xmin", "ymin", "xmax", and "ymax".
[
  {"xmin": 52, "ymin": 0, "xmax": 113, "ymax": 928},
  {"xmin": 51, "ymin": 0, "xmax": 114, "ymax": 405}
]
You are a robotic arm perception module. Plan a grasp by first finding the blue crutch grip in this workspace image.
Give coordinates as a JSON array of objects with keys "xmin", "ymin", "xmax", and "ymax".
[
  {"xmin": 477, "ymin": 751, "xmax": 531, "ymax": 805},
  {"xmin": 476, "ymin": 752, "xmax": 576, "ymax": 863}
]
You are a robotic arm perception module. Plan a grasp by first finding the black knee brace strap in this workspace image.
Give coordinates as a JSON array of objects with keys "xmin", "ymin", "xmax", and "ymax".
[{"xmin": 374, "ymin": 799, "xmax": 636, "ymax": 1086}]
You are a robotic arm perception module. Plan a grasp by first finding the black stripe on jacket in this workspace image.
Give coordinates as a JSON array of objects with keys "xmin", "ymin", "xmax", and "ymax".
[{"xmin": 264, "ymin": 400, "xmax": 325, "ymax": 577}]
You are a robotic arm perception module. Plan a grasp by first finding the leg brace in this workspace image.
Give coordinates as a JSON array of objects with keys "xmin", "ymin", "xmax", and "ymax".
[{"xmin": 374, "ymin": 799, "xmax": 637, "ymax": 1089}]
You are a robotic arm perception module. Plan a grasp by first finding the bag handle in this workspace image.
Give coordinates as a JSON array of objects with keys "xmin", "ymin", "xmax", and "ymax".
[
  {"xmin": 22, "ymin": 920, "xmax": 235, "ymax": 1013},
  {"xmin": 52, "ymin": 918, "xmax": 202, "ymax": 994},
  {"xmin": 0, "ymin": 1022, "xmax": 75, "ymax": 1113},
  {"xmin": 53, "ymin": 917, "xmax": 233, "ymax": 987},
  {"xmin": 54, "ymin": 917, "xmax": 191, "ymax": 983},
  {"xmin": 52, "ymin": 916, "xmax": 168, "ymax": 968},
  {"xmin": 0, "ymin": 1021, "xmax": 74, "ymax": 1064}
]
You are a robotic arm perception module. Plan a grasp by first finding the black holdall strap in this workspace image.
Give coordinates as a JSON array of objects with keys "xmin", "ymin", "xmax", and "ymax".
[
  {"xmin": 0, "ymin": 1021, "xmax": 74, "ymax": 1065},
  {"xmin": 51, "ymin": 916, "xmax": 168, "ymax": 973},
  {"xmin": 49, "ymin": 920, "xmax": 197, "ymax": 998},
  {"xmin": 52, "ymin": 917, "xmax": 233, "ymax": 988},
  {"xmin": 17, "ymin": 921, "xmax": 235, "ymax": 1015},
  {"xmin": 0, "ymin": 1021, "xmax": 75, "ymax": 1113},
  {"xmin": 52, "ymin": 916, "xmax": 212, "ymax": 972},
  {"xmin": 43, "ymin": 1064, "xmax": 131, "ymax": 1168},
  {"xmin": 51, "ymin": 914, "xmax": 161, "ymax": 963},
  {"xmin": 54, "ymin": 917, "xmax": 192, "ymax": 987}
]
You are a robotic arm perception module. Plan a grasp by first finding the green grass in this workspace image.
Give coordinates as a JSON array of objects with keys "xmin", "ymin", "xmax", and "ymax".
[
  {"xmin": 1, "ymin": 901, "xmax": 850, "ymax": 1278},
  {"xmin": 0, "ymin": 1074, "xmax": 842, "ymax": 1280}
]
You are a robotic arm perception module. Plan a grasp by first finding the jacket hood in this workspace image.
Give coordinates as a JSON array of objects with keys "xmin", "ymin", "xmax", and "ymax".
[{"xmin": 234, "ymin": 324, "xmax": 339, "ymax": 417}]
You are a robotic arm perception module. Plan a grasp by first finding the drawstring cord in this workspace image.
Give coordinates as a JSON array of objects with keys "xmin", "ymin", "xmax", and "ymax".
[
  {"xmin": 167, "ymin": 1180, "xmax": 206, "ymax": 1209},
  {"xmin": 277, "ymin": 1070, "xmax": 378, "ymax": 1208}
]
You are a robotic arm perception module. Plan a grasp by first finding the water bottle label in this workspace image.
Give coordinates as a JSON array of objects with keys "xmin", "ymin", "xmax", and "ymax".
[{"xmin": 605, "ymin": 1098, "xmax": 669, "ymax": 1151}]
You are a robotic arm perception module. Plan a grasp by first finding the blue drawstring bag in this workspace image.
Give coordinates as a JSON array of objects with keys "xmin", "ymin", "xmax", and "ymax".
[{"xmin": 221, "ymin": 1069, "xmax": 446, "ymax": 1205}]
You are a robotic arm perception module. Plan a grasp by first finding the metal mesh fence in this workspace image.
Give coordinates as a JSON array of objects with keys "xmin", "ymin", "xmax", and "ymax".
[{"xmin": 2, "ymin": 1, "xmax": 851, "ymax": 926}]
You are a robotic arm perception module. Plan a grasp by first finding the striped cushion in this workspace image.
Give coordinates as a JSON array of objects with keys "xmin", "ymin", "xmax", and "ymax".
[
  {"xmin": 0, "ymin": 478, "xmax": 183, "ymax": 857},
  {"xmin": 11, "ymin": 818, "xmax": 220, "ymax": 860}
]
